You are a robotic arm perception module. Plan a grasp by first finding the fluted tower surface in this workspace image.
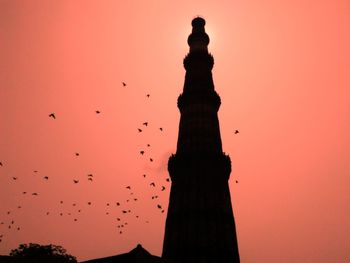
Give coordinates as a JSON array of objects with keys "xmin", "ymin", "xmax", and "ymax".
[{"xmin": 162, "ymin": 17, "xmax": 240, "ymax": 263}]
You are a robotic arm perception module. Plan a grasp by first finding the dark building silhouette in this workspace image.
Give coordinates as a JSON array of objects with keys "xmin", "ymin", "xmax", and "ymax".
[
  {"xmin": 162, "ymin": 17, "xmax": 240, "ymax": 263},
  {"xmin": 81, "ymin": 244, "xmax": 175, "ymax": 263}
]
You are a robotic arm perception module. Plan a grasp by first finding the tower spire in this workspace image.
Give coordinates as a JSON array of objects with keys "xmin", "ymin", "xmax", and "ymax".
[
  {"xmin": 162, "ymin": 18, "xmax": 240, "ymax": 263},
  {"xmin": 187, "ymin": 17, "xmax": 210, "ymax": 52}
]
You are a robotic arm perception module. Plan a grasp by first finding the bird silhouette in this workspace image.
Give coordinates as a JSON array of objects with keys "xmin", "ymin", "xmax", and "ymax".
[
  {"xmin": 87, "ymin": 202, "xmax": 92, "ymax": 205},
  {"xmin": 235, "ymin": 180, "xmax": 239, "ymax": 183},
  {"xmin": 138, "ymin": 128, "xmax": 142, "ymax": 133},
  {"xmin": 140, "ymin": 150, "xmax": 145, "ymax": 155},
  {"xmin": 87, "ymin": 174, "xmax": 93, "ymax": 177},
  {"xmin": 122, "ymin": 210, "xmax": 127, "ymax": 214},
  {"xmin": 166, "ymin": 178, "xmax": 170, "ymax": 182},
  {"xmin": 116, "ymin": 202, "xmax": 120, "ymax": 206},
  {"xmin": 147, "ymin": 144, "xmax": 150, "ymax": 147},
  {"xmin": 95, "ymin": 110, "xmax": 100, "ymax": 114},
  {"xmin": 73, "ymin": 180, "xmax": 79, "ymax": 184},
  {"xmin": 142, "ymin": 174, "xmax": 146, "ymax": 178},
  {"xmin": 88, "ymin": 178, "xmax": 93, "ymax": 181},
  {"xmin": 34, "ymin": 170, "xmax": 38, "ymax": 173},
  {"xmin": 122, "ymin": 82, "xmax": 127, "ymax": 87},
  {"xmin": 143, "ymin": 122, "xmax": 148, "ymax": 126},
  {"xmin": 12, "ymin": 177, "xmax": 17, "ymax": 180},
  {"xmin": 48, "ymin": 113, "xmax": 56, "ymax": 119},
  {"xmin": 159, "ymin": 127, "xmax": 163, "ymax": 131},
  {"xmin": 126, "ymin": 186, "xmax": 131, "ymax": 190},
  {"xmin": 157, "ymin": 204, "xmax": 162, "ymax": 209},
  {"xmin": 22, "ymin": 192, "xmax": 27, "ymax": 194},
  {"xmin": 150, "ymin": 158, "xmax": 153, "ymax": 162},
  {"xmin": 0, "ymin": 162, "xmax": 2, "ymax": 166},
  {"xmin": 161, "ymin": 186, "xmax": 166, "ymax": 191},
  {"xmin": 32, "ymin": 193, "xmax": 38, "ymax": 196},
  {"xmin": 75, "ymin": 153, "xmax": 80, "ymax": 156},
  {"xmin": 234, "ymin": 129, "xmax": 239, "ymax": 134},
  {"xmin": 146, "ymin": 94, "xmax": 150, "ymax": 98},
  {"xmin": 150, "ymin": 182, "xmax": 155, "ymax": 187},
  {"xmin": 43, "ymin": 176, "xmax": 49, "ymax": 180}
]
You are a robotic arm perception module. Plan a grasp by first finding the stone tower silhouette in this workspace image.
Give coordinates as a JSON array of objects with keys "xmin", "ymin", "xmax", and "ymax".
[{"xmin": 162, "ymin": 17, "xmax": 240, "ymax": 263}]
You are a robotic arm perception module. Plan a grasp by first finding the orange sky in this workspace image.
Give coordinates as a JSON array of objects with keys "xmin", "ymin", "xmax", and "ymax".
[{"xmin": 1, "ymin": 0, "xmax": 350, "ymax": 262}]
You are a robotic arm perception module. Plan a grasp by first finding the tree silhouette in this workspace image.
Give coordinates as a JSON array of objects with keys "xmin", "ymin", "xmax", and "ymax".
[{"xmin": 10, "ymin": 243, "xmax": 77, "ymax": 263}]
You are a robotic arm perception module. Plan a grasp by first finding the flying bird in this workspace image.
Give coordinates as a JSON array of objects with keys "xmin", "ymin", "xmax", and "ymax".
[
  {"xmin": 146, "ymin": 94, "xmax": 150, "ymax": 98},
  {"xmin": 43, "ymin": 176, "xmax": 49, "ymax": 180},
  {"xmin": 87, "ymin": 174, "xmax": 93, "ymax": 177},
  {"xmin": 48, "ymin": 113, "xmax": 56, "ymax": 119},
  {"xmin": 116, "ymin": 202, "xmax": 120, "ymax": 206},
  {"xmin": 150, "ymin": 158, "xmax": 153, "ymax": 162},
  {"xmin": 22, "ymin": 192, "xmax": 27, "ymax": 194},
  {"xmin": 32, "ymin": 193, "xmax": 38, "ymax": 196},
  {"xmin": 166, "ymin": 178, "xmax": 170, "ymax": 182},
  {"xmin": 235, "ymin": 180, "xmax": 239, "ymax": 183},
  {"xmin": 143, "ymin": 122, "xmax": 148, "ymax": 126},
  {"xmin": 95, "ymin": 110, "xmax": 100, "ymax": 114},
  {"xmin": 234, "ymin": 129, "xmax": 239, "ymax": 134},
  {"xmin": 87, "ymin": 202, "xmax": 92, "ymax": 205},
  {"xmin": 140, "ymin": 150, "xmax": 145, "ymax": 155},
  {"xmin": 12, "ymin": 177, "xmax": 18, "ymax": 180},
  {"xmin": 73, "ymin": 180, "xmax": 79, "ymax": 184},
  {"xmin": 75, "ymin": 152, "xmax": 80, "ymax": 156},
  {"xmin": 126, "ymin": 186, "xmax": 131, "ymax": 190},
  {"xmin": 142, "ymin": 174, "xmax": 146, "ymax": 178},
  {"xmin": 138, "ymin": 128, "xmax": 142, "ymax": 133},
  {"xmin": 88, "ymin": 178, "xmax": 93, "ymax": 181},
  {"xmin": 150, "ymin": 182, "xmax": 155, "ymax": 187},
  {"xmin": 122, "ymin": 82, "xmax": 127, "ymax": 87},
  {"xmin": 147, "ymin": 144, "xmax": 150, "ymax": 147},
  {"xmin": 157, "ymin": 204, "xmax": 162, "ymax": 209},
  {"xmin": 161, "ymin": 186, "xmax": 166, "ymax": 191},
  {"xmin": 0, "ymin": 162, "xmax": 2, "ymax": 166},
  {"xmin": 159, "ymin": 127, "xmax": 163, "ymax": 131}
]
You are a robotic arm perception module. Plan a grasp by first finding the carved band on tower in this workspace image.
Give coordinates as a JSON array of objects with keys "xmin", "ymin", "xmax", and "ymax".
[{"xmin": 162, "ymin": 17, "xmax": 240, "ymax": 263}]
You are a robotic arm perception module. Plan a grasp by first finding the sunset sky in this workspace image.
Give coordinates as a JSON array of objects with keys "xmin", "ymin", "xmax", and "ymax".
[{"xmin": 1, "ymin": 0, "xmax": 350, "ymax": 262}]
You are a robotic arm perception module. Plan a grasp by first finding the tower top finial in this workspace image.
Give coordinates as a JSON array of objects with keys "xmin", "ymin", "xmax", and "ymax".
[{"xmin": 191, "ymin": 17, "xmax": 206, "ymax": 27}]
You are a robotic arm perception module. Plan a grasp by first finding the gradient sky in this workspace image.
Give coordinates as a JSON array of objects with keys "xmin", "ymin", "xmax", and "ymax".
[{"xmin": 1, "ymin": 0, "xmax": 350, "ymax": 262}]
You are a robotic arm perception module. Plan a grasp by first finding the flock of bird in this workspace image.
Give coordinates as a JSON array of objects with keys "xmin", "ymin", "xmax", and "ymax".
[
  {"xmin": 0, "ymin": 81, "xmax": 174, "ymax": 244},
  {"xmin": 0, "ymin": 81, "xmax": 240, "ymax": 244}
]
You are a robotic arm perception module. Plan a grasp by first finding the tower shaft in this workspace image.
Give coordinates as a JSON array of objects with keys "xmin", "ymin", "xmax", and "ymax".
[{"xmin": 162, "ymin": 18, "xmax": 240, "ymax": 263}]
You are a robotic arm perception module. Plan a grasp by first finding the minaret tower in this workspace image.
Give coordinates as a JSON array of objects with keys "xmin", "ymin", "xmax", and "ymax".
[{"xmin": 162, "ymin": 17, "xmax": 240, "ymax": 263}]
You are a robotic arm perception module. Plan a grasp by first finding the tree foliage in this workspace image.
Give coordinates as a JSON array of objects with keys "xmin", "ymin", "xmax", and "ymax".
[{"xmin": 10, "ymin": 243, "xmax": 77, "ymax": 263}]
